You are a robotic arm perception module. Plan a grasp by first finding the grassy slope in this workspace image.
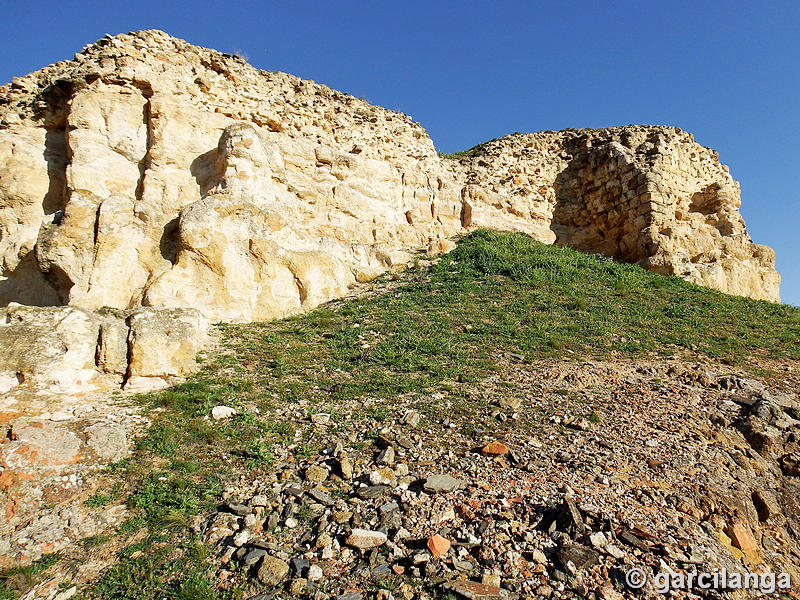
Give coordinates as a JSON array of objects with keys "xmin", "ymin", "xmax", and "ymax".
[{"xmin": 3, "ymin": 230, "xmax": 798, "ymax": 599}]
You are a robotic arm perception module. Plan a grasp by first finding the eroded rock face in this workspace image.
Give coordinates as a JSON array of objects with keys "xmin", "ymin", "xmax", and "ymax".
[
  {"xmin": 0, "ymin": 30, "xmax": 463, "ymax": 323},
  {"xmin": 0, "ymin": 30, "xmax": 781, "ymax": 328}
]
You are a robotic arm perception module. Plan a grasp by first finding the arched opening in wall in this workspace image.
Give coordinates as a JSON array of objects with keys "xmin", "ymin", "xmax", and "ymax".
[{"xmin": 550, "ymin": 149, "xmax": 646, "ymax": 264}]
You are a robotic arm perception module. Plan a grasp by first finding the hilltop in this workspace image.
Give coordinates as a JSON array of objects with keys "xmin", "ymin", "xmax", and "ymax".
[{"xmin": 0, "ymin": 29, "xmax": 782, "ymax": 397}]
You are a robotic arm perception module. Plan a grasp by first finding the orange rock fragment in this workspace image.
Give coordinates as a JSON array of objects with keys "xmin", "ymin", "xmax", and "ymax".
[
  {"xmin": 726, "ymin": 522, "xmax": 763, "ymax": 564},
  {"xmin": 427, "ymin": 533, "xmax": 451, "ymax": 557},
  {"xmin": 456, "ymin": 503, "xmax": 475, "ymax": 520},
  {"xmin": 0, "ymin": 469, "xmax": 33, "ymax": 492},
  {"xmin": 481, "ymin": 441, "xmax": 509, "ymax": 456}
]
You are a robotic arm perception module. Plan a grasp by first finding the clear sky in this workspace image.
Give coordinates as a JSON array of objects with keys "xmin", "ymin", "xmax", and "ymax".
[{"xmin": 2, "ymin": 1, "xmax": 798, "ymax": 305}]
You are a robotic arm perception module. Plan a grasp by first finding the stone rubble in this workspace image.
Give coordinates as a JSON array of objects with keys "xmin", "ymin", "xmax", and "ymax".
[{"xmin": 121, "ymin": 357, "xmax": 798, "ymax": 600}]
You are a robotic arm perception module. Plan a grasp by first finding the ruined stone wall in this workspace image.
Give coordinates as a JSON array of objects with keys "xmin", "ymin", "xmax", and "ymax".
[
  {"xmin": 0, "ymin": 29, "xmax": 781, "ymax": 333},
  {"xmin": 446, "ymin": 127, "xmax": 780, "ymax": 301}
]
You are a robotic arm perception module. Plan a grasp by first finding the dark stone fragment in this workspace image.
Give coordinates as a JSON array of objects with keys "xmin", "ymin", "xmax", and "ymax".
[
  {"xmin": 291, "ymin": 557, "xmax": 309, "ymax": 576},
  {"xmin": 243, "ymin": 548, "xmax": 266, "ymax": 565},
  {"xmin": 618, "ymin": 529, "xmax": 650, "ymax": 551},
  {"xmin": 356, "ymin": 485, "xmax": 390, "ymax": 499},
  {"xmin": 555, "ymin": 543, "xmax": 599, "ymax": 570},
  {"xmin": 371, "ymin": 563, "xmax": 391, "ymax": 579},
  {"xmin": 226, "ymin": 502, "xmax": 252, "ymax": 516},
  {"xmin": 309, "ymin": 487, "xmax": 335, "ymax": 506}
]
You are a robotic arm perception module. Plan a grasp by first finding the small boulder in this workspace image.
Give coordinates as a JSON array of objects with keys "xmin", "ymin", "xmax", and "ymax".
[
  {"xmin": 211, "ymin": 405, "xmax": 236, "ymax": 420},
  {"xmin": 345, "ymin": 528, "xmax": 388, "ymax": 549},
  {"xmin": 423, "ymin": 474, "xmax": 465, "ymax": 493},
  {"xmin": 725, "ymin": 522, "xmax": 763, "ymax": 564},
  {"xmin": 338, "ymin": 455, "xmax": 353, "ymax": 479},
  {"xmin": 256, "ymin": 555, "xmax": 290, "ymax": 587},
  {"xmin": 443, "ymin": 580, "xmax": 502, "ymax": 600},
  {"xmin": 555, "ymin": 543, "xmax": 599, "ymax": 570},
  {"xmin": 304, "ymin": 465, "xmax": 328, "ymax": 483},
  {"xmin": 311, "ymin": 412, "xmax": 331, "ymax": 425},
  {"xmin": 308, "ymin": 487, "xmax": 335, "ymax": 506},
  {"xmin": 369, "ymin": 467, "xmax": 396, "ymax": 486},
  {"xmin": 307, "ymin": 564, "xmax": 324, "ymax": 582}
]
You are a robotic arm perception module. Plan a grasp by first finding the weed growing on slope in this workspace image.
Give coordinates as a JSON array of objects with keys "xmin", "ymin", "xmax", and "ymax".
[{"xmin": 0, "ymin": 554, "xmax": 61, "ymax": 599}]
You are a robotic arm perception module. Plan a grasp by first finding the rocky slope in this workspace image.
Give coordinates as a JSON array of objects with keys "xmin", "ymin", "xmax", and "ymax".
[
  {"xmin": 2, "ymin": 232, "xmax": 797, "ymax": 600},
  {"xmin": 0, "ymin": 30, "xmax": 792, "ymax": 600}
]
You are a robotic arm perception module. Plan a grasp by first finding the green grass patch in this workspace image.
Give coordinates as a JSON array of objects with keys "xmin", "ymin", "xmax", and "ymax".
[
  {"xmin": 222, "ymin": 229, "xmax": 798, "ymax": 408},
  {"xmin": 437, "ymin": 141, "xmax": 492, "ymax": 160},
  {"xmin": 85, "ymin": 493, "xmax": 111, "ymax": 508}
]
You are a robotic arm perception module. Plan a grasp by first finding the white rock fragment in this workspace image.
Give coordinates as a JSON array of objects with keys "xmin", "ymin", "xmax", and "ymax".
[
  {"xmin": 211, "ymin": 405, "xmax": 237, "ymax": 420},
  {"xmin": 345, "ymin": 528, "xmax": 387, "ymax": 549}
]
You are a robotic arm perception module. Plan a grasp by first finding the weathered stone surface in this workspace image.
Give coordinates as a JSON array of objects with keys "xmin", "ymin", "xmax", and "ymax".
[
  {"xmin": 125, "ymin": 307, "xmax": 208, "ymax": 389},
  {"xmin": 211, "ymin": 405, "xmax": 236, "ymax": 420},
  {"xmin": 256, "ymin": 555, "xmax": 290, "ymax": 587},
  {"xmin": 424, "ymin": 474, "xmax": 465, "ymax": 493},
  {"xmin": 556, "ymin": 543, "xmax": 600, "ymax": 570},
  {"xmin": 0, "ymin": 30, "xmax": 463, "ymax": 324},
  {"xmin": 725, "ymin": 521, "xmax": 763, "ymax": 564},
  {"xmin": 0, "ymin": 29, "xmax": 780, "ymax": 331},
  {"xmin": 0, "ymin": 304, "xmax": 99, "ymax": 389},
  {"xmin": 0, "ymin": 303, "xmax": 208, "ymax": 393},
  {"xmin": 443, "ymin": 580, "xmax": 503, "ymax": 600},
  {"xmin": 3, "ymin": 420, "xmax": 83, "ymax": 470},
  {"xmin": 304, "ymin": 465, "xmax": 329, "ymax": 483},
  {"xmin": 84, "ymin": 423, "xmax": 128, "ymax": 462}
]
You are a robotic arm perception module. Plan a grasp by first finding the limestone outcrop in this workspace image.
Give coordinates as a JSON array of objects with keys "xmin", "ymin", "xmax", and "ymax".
[
  {"xmin": 0, "ymin": 30, "xmax": 464, "ymax": 327},
  {"xmin": 0, "ymin": 31, "xmax": 782, "ymax": 363}
]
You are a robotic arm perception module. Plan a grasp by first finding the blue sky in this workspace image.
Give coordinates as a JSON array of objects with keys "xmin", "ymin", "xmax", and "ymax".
[{"xmin": 2, "ymin": 1, "xmax": 798, "ymax": 304}]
